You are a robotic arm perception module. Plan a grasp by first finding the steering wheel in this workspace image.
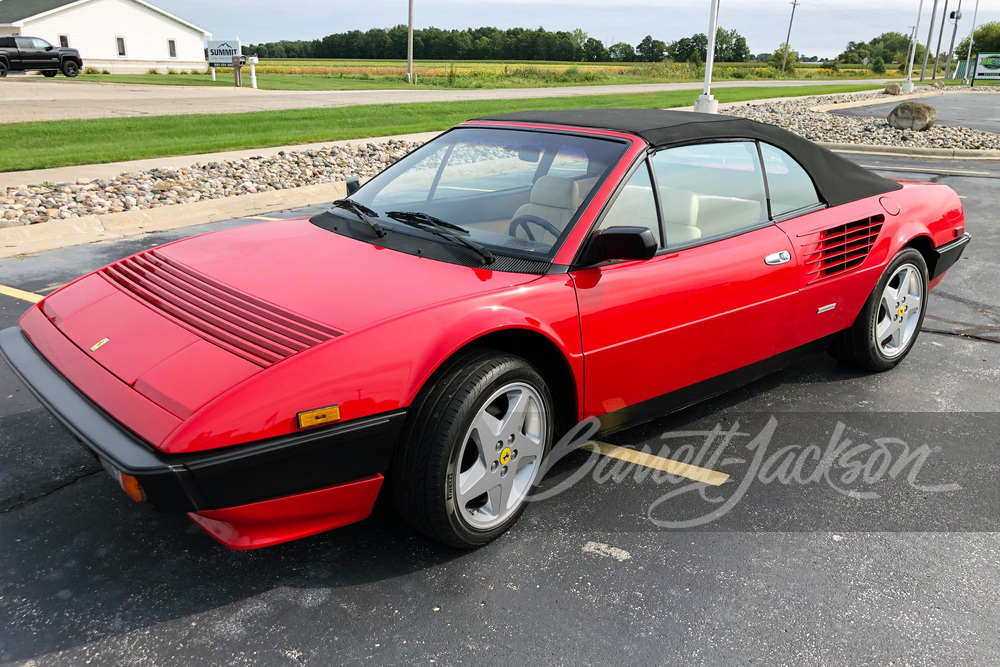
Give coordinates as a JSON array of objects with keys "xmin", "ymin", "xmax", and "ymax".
[{"xmin": 509, "ymin": 214, "xmax": 562, "ymax": 242}]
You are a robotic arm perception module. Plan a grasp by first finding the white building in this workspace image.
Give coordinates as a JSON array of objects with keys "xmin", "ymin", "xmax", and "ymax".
[{"xmin": 0, "ymin": 0, "xmax": 211, "ymax": 73}]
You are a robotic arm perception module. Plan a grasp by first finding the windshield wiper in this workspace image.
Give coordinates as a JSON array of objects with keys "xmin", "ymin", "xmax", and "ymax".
[
  {"xmin": 386, "ymin": 211, "xmax": 495, "ymax": 265},
  {"xmin": 332, "ymin": 199, "xmax": 386, "ymax": 238}
]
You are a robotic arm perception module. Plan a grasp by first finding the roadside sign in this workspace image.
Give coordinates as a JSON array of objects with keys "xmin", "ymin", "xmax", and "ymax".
[
  {"xmin": 207, "ymin": 39, "xmax": 241, "ymax": 68},
  {"xmin": 974, "ymin": 53, "xmax": 1000, "ymax": 80}
]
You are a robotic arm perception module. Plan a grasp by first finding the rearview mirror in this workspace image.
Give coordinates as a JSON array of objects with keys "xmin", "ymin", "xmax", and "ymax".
[
  {"xmin": 580, "ymin": 226, "xmax": 657, "ymax": 265},
  {"xmin": 517, "ymin": 147, "xmax": 540, "ymax": 163}
]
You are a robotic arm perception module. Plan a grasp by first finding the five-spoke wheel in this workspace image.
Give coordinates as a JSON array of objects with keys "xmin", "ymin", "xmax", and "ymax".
[
  {"xmin": 830, "ymin": 247, "xmax": 929, "ymax": 371},
  {"xmin": 393, "ymin": 350, "xmax": 554, "ymax": 548}
]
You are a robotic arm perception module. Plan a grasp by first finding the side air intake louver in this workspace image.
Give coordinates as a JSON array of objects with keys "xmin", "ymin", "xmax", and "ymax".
[
  {"xmin": 100, "ymin": 250, "xmax": 341, "ymax": 367},
  {"xmin": 802, "ymin": 215, "xmax": 884, "ymax": 285}
]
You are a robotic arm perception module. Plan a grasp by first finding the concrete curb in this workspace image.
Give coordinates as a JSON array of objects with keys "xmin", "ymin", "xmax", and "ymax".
[
  {"xmin": 819, "ymin": 141, "xmax": 1000, "ymax": 160},
  {"xmin": 808, "ymin": 90, "xmax": 944, "ymax": 112},
  {"xmin": 0, "ymin": 180, "xmax": 347, "ymax": 259}
]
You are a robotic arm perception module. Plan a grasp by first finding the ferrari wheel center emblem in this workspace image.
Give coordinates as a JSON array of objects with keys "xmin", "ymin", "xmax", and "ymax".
[
  {"xmin": 90, "ymin": 337, "xmax": 110, "ymax": 352},
  {"xmin": 897, "ymin": 305, "xmax": 905, "ymax": 318},
  {"xmin": 499, "ymin": 447, "xmax": 512, "ymax": 466}
]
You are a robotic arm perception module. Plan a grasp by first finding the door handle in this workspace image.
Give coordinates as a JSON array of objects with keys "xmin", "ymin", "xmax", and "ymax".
[{"xmin": 764, "ymin": 251, "xmax": 791, "ymax": 265}]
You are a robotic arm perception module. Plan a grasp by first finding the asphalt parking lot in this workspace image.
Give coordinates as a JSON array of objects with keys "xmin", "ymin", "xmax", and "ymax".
[
  {"xmin": 0, "ymin": 153, "xmax": 998, "ymax": 665},
  {"xmin": 832, "ymin": 91, "xmax": 1000, "ymax": 133}
]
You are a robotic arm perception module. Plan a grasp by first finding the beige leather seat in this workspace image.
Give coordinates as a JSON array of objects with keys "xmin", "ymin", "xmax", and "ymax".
[
  {"xmin": 599, "ymin": 185, "xmax": 660, "ymax": 244},
  {"xmin": 657, "ymin": 186, "xmax": 701, "ymax": 245},
  {"xmin": 511, "ymin": 176, "xmax": 582, "ymax": 243}
]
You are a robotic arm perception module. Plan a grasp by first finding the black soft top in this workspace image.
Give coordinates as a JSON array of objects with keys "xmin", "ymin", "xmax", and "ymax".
[{"xmin": 474, "ymin": 108, "xmax": 901, "ymax": 208}]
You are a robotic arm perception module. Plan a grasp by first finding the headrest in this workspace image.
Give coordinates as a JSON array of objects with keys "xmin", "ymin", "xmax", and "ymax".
[
  {"xmin": 530, "ymin": 176, "xmax": 580, "ymax": 210},
  {"xmin": 658, "ymin": 186, "xmax": 699, "ymax": 227}
]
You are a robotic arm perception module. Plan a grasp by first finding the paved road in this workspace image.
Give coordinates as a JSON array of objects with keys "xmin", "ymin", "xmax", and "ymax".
[
  {"xmin": 0, "ymin": 154, "xmax": 998, "ymax": 665},
  {"xmin": 832, "ymin": 91, "xmax": 1000, "ymax": 133},
  {"xmin": 0, "ymin": 78, "xmax": 889, "ymax": 124}
]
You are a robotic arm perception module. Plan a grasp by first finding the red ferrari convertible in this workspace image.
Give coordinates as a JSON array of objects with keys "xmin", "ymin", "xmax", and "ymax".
[{"xmin": 0, "ymin": 109, "xmax": 969, "ymax": 549}]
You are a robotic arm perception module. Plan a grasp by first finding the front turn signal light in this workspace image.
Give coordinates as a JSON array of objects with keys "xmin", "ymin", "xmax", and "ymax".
[
  {"xmin": 297, "ymin": 404, "xmax": 341, "ymax": 429},
  {"xmin": 119, "ymin": 473, "xmax": 144, "ymax": 502}
]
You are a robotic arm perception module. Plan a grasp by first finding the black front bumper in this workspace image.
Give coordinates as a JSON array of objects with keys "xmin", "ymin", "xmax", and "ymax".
[
  {"xmin": 0, "ymin": 327, "xmax": 405, "ymax": 512},
  {"xmin": 931, "ymin": 233, "xmax": 971, "ymax": 280}
]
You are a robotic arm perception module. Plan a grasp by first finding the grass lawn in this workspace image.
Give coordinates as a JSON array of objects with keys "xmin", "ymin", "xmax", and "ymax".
[
  {"xmin": 1, "ymin": 83, "xmax": 881, "ymax": 173},
  {"xmin": 63, "ymin": 58, "xmax": 894, "ymax": 91}
]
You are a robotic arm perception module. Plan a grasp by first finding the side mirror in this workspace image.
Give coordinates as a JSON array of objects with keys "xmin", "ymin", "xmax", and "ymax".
[
  {"xmin": 580, "ymin": 226, "xmax": 657, "ymax": 265},
  {"xmin": 345, "ymin": 176, "xmax": 361, "ymax": 195},
  {"xmin": 45, "ymin": 45, "xmax": 54, "ymax": 51}
]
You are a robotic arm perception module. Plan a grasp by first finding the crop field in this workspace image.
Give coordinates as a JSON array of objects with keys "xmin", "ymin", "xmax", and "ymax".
[{"xmin": 72, "ymin": 58, "xmax": 900, "ymax": 91}]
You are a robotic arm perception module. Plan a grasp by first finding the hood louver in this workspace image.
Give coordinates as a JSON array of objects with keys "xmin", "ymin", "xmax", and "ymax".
[
  {"xmin": 802, "ymin": 215, "xmax": 884, "ymax": 285},
  {"xmin": 99, "ymin": 250, "xmax": 341, "ymax": 367}
]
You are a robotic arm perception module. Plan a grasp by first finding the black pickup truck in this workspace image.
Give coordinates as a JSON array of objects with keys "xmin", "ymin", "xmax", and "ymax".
[{"xmin": 0, "ymin": 36, "xmax": 83, "ymax": 78}]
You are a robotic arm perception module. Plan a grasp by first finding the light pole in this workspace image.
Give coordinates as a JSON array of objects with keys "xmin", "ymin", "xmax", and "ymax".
[
  {"xmin": 781, "ymin": 0, "xmax": 801, "ymax": 76},
  {"xmin": 694, "ymin": 0, "xmax": 721, "ymax": 113},
  {"xmin": 944, "ymin": 0, "xmax": 963, "ymax": 79},
  {"xmin": 920, "ymin": 0, "xmax": 939, "ymax": 80},
  {"xmin": 962, "ymin": 0, "xmax": 980, "ymax": 84},
  {"xmin": 406, "ymin": 0, "xmax": 414, "ymax": 84},
  {"xmin": 903, "ymin": 0, "xmax": 925, "ymax": 92},
  {"xmin": 932, "ymin": 0, "xmax": 949, "ymax": 78}
]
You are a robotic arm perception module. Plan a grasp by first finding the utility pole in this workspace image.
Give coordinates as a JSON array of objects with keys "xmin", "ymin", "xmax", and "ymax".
[
  {"xmin": 920, "ymin": 0, "xmax": 939, "ymax": 80},
  {"xmin": 903, "ymin": 0, "xmax": 925, "ymax": 92},
  {"xmin": 406, "ymin": 0, "xmax": 414, "ymax": 84},
  {"xmin": 932, "ymin": 0, "xmax": 949, "ymax": 78},
  {"xmin": 944, "ymin": 0, "xmax": 963, "ymax": 79},
  {"xmin": 781, "ymin": 0, "xmax": 800, "ymax": 76},
  {"xmin": 962, "ymin": 0, "xmax": 980, "ymax": 83},
  {"xmin": 694, "ymin": 0, "xmax": 721, "ymax": 113}
]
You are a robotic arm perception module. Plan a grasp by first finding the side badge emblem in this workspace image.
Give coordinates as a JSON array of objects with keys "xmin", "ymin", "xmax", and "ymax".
[{"xmin": 90, "ymin": 337, "xmax": 110, "ymax": 352}]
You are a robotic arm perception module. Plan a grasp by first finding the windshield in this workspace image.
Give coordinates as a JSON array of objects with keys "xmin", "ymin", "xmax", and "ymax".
[{"xmin": 347, "ymin": 127, "xmax": 628, "ymax": 262}]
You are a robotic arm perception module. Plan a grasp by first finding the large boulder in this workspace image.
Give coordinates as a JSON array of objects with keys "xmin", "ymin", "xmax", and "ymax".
[
  {"xmin": 885, "ymin": 82, "xmax": 901, "ymax": 95},
  {"xmin": 933, "ymin": 80, "xmax": 946, "ymax": 89},
  {"xmin": 888, "ymin": 101, "xmax": 937, "ymax": 131}
]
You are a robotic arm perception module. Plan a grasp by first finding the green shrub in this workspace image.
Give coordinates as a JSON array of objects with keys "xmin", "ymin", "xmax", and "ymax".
[
  {"xmin": 147, "ymin": 68, "xmax": 160, "ymax": 75},
  {"xmin": 101, "ymin": 69, "xmax": 110, "ymax": 75},
  {"xmin": 83, "ymin": 66, "xmax": 100, "ymax": 75}
]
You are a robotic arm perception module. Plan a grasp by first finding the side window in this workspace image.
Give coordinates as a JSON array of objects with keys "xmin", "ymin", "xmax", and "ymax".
[
  {"xmin": 59, "ymin": 35, "xmax": 70, "ymax": 48},
  {"xmin": 598, "ymin": 163, "xmax": 662, "ymax": 247},
  {"xmin": 168, "ymin": 39, "xmax": 177, "ymax": 58},
  {"xmin": 760, "ymin": 143, "xmax": 821, "ymax": 217},
  {"xmin": 116, "ymin": 37, "xmax": 127, "ymax": 57},
  {"xmin": 31, "ymin": 38, "xmax": 51, "ymax": 50},
  {"xmin": 650, "ymin": 141, "xmax": 768, "ymax": 242}
]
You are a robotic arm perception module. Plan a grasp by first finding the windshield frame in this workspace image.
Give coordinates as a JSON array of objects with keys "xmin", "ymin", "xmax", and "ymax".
[{"xmin": 345, "ymin": 125, "xmax": 633, "ymax": 264}]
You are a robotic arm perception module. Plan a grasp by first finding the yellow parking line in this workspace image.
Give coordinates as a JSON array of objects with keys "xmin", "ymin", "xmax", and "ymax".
[
  {"xmin": 585, "ymin": 441, "xmax": 730, "ymax": 486},
  {"xmin": 861, "ymin": 164, "xmax": 990, "ymax": 176},
  {"xmin": 248, "ymin": 215, "xmax": 283, "ymax": 221},
  {"xmin": 0, "ymin": 284, "xmax": 44, "ymax": 304}
]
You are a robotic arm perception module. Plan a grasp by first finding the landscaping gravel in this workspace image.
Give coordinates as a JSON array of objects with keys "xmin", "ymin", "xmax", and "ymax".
[
  {"xmin": 0, "ymin": 140, "xmax": 418, "ymax": 227},
  {"xmin": 725, "ymin": 86, "xmax": 1000, "ymax": 150},
  {"xmin": 3, "ymin": 87, "xmax": 1000, "ymax": 227}
]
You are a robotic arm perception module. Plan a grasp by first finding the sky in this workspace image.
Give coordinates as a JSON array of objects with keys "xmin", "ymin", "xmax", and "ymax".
[{"xmin": 154, "ymin": 0, "xmax": 999, "ymax": 60}]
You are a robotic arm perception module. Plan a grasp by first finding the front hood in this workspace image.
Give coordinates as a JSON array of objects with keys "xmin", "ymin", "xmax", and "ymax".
[
  {"xmin": 156, "ymin": 219, "xmax": 539, "ymax": 332},
  {"xmin": 39, "ymin": 219, "xmax": 538, "ymax": 426}
]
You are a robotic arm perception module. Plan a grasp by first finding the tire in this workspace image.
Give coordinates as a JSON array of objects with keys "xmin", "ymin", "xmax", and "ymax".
[
  {"xmin": 61, "ymin": 60, "xmax": 79, "ymax": 77},
  {"xmin": 392, "ymin": 349, "xmax": 555, "ymax": 548},
  {"xmin": 0, "ymin": 62, "xmax": 7, "ymax": 78},
  {"xmin": 42, "ymin": 70, "xmax": 58, "ymax": 78},
  {"xmin": 829, "ymin": 247, "xmax": 928, "ymax": 371}
]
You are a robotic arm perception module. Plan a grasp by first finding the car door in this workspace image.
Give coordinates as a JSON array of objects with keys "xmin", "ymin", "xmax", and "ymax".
[
  {"xmin": 30, "ymin": 38, "xmax": 60, "ymax": 68},
  {"xmin": 571, "ymin": 141, "xmax": 799, "ymax": 429},
  {"xmin": 14, "ymin": 37, "xmax": 41, "ymax": 68}
]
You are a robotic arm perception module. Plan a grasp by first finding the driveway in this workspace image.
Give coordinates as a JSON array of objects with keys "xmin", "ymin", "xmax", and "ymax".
[{"xmin": 0, "ymin": 78, "xmax": 890, "ymax": 124}]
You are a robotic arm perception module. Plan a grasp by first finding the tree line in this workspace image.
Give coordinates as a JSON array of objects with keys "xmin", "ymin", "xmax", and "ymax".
[{"xmin": 245, "ymin": 26, "xmax": 758, "ymax": 62}]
